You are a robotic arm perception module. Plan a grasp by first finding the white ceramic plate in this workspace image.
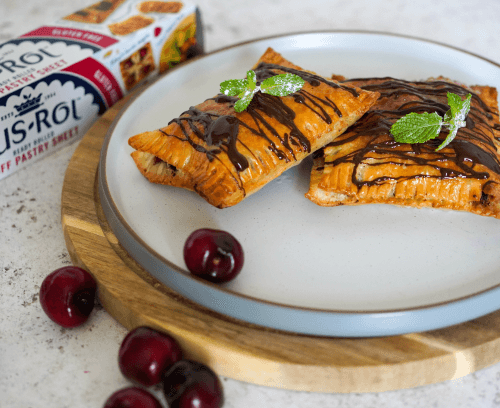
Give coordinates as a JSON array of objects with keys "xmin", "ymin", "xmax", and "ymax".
[{"xmin": 99, "ymin": 31, "xmax": 500, "ymax": 337}]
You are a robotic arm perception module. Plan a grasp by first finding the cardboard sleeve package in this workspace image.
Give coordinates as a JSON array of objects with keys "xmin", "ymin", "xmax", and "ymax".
[{"xmin": 0, "ymin": 0, "xmax": 203, "ymax": 179}]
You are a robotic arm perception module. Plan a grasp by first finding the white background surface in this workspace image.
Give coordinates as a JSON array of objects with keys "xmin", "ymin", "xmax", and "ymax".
[{"xmin": 2, "ymin": 0, "xmax": 500, "ymax": 407}]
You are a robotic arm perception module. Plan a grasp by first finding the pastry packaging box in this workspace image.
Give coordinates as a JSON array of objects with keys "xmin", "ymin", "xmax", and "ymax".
[{"xmin": 0, "ymin": 0, "xmax": 203, "ymax": 180}]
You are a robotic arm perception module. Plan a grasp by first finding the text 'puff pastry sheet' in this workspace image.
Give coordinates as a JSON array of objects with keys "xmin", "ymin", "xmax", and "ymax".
[
  {"xmin": 128, "ymin": 47, "xmax": 380, "ymax": 208},
  {"xmin": 306, "ymin": 76, "xmax": 500, "ymax": 219}
]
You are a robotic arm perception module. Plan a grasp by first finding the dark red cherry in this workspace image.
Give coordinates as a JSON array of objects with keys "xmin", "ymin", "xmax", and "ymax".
[
  {"xmin": 139, "ymin": 47, "xmax": 148, "ymax": 59},
  {"xmin": 154, "ymin": 27, "xmax": 162, "ymax": 37},
  {"xmin": 183, "ymin": 229, "xmax": 244, "ymax": 283},
  {"xmin": 119, "ymin": 326, "xmax": 183, "ymax": 387},
  {"xmin": 39, "ymin": 266, "xmax": 96, "ymax": 328},
  {"xmin": 103, "ymin": 387, "xmax": 162, "ymax": 408},
  {"xmin": 163, "ymin": 360, "xmax": 224, "ymax": 408},
  {"xmin": 123, "ymin": 58, "xmax": 133, "ymax": 69}
]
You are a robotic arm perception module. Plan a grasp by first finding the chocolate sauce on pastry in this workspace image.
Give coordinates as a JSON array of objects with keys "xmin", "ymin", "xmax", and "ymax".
[
  {"xmin": 164, "ymin": 63, "xmax": 360, "ymax": 173},
  {"xmin": 305, "ymin": 76, "xmax": 500, "ymax": 218},
  {"xmin": 128, "ymin": 47, "xmax": 380, "ymax": 208},
  {"xmin": 325, "ymin": 77, "xmax": 500, "ymax": 188}
]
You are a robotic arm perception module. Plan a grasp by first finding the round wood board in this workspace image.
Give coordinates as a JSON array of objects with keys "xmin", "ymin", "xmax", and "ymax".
[{"xmin": 61, "ymin": 93, "xmax": 500, "ymax": 394}]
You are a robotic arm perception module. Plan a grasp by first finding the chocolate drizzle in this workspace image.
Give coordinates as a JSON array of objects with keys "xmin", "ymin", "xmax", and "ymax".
[
  {"xmin": 205, "ymin": 115, "xmax": 248, "ymax": 171},
  {"xmin": 254, "ymin": 62, "xmax": 360, "ymax": 98},
  {"xmin": 162, "ymin": 62, "xmax": 355, "ymax": 176},
  {"xmin": 324, "ymin": 77, "xmax": 500, "ymax": 191}
]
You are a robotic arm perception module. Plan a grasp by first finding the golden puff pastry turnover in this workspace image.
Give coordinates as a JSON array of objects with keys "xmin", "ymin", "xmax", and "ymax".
[
  {"xmin": 306, "ymin": 76, "xmax": 500, "ymax": 219},
  {"xmin": 128, "ymin": 48, "xmax": 380, "ymax": 208}
]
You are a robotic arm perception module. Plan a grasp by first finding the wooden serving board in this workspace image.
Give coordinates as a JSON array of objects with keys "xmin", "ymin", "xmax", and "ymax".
[{"xmin": 61, "ymin": 94, "xmax": 500, "ymax": 393}]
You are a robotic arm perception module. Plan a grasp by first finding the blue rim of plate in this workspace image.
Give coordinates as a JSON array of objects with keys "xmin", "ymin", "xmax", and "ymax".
[{"xmin": 98, "ymin": 30, "xmax": 500, "ymax": 337}]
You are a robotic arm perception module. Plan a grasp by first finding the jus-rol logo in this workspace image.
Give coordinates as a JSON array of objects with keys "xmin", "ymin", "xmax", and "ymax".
[
  {"xmin": 0, "ymin": 47, "xmax": 61, "ymax": 75},
  {"xmin": 0, "ymin": 39, "xmax": 94, "ymax": 93},
  {"xmin": 0, "ymin": 76, "xmax": 101, "ymax": 157},
  {"xmin": 2, "ymin": 92, "xmax": 81, "ymax": 150},
  {"xmin": 0, "ymin": 39, "xmax": 95, "ymax": 76}
]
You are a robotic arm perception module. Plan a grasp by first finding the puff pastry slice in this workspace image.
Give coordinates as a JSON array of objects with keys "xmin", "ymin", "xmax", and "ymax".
[
  {"xmin": 306, "ymin": 77, "xmax": 500, "ymax": 219},
  {"xmin": 108, "ymin": 15, "xmax": 155, "ymax": 36},
  {"xmin": 138, "ymin": 1, "xmax": 183, "ymax": 13},
  {"xmin": 128, "ymin": 48, "xmax": 379, "ymax": 208},
  {"xmin": 63, "ymin": 0, "xmax": 126, "ymax": 24}
]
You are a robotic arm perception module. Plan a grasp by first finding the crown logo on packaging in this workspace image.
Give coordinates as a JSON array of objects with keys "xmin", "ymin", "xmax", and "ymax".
[{"xmin": 14, "ymin": 93, "xmax": 44, "ymax": 117}]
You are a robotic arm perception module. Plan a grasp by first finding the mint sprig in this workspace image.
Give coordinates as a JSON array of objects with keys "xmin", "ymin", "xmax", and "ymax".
[
  {"xmin": 220, "ymin": 70, "xmax": 305, "ymax": 112},
  {"xmin": 390, "ymin": 92, "xmax": 472, "ymax": 151}
]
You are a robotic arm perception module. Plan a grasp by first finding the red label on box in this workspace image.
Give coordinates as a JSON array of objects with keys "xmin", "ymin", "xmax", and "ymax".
[
  {"xmin": 21, "ymin": 26, "xmax": 118, "ymax": 49},
  {"xmin": 63, "ymin": 58, "xmax": 123, "ymax": 108}
]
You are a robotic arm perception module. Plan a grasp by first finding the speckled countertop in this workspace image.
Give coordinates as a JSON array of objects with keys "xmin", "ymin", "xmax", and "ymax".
[{"xmin": 2, "ymin": 0, "xmax": 500, "ymax": 407}]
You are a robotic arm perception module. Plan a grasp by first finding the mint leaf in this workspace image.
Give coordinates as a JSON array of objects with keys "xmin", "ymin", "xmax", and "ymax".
[
  {"xmin": 234, "ymin": 88, "xmax": 255, "ymax": 112},
  {"xmin": 390, "ymin": 92, "xmax": 472, "ymax": 150},
  {"xmin": 435, "ymin": 121, "xmax": 460, "ymax": 151},
  {"xmin": 447, "ymin": 92, "xmax": 471, "ymax": 119},
  {"xmin": 220, "ymin": 79, "xmax": 248, "ymax": 97},
  {"xmin": 220, "ymin": 70, "xmax": 305, "ymax": 112},
  {"xmin": 246, "ymin": 70, "xmax": 257, "ymax": 91},
  {"xmin": 390, "ymin": 112, "xmax": 443, "ymax": 144},
  {"xmin": 443, "ymin": 109, "xmax": 453, "ymax": 123},
  {"xmin": 260, "ymin": 73, "xmax": 305, "ymax": 97},
  {"xmin": 435, "ymin": 93, "xmax": 471, "ymax": 150}
]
